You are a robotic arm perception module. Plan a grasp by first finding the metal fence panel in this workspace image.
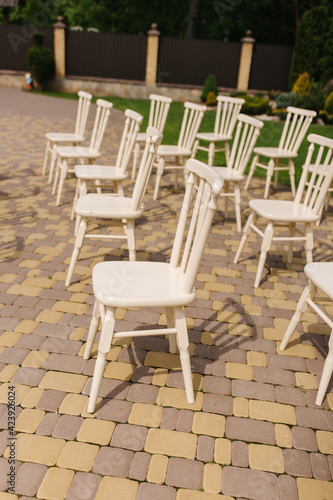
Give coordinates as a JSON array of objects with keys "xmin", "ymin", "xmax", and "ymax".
[
  {"xmin": 248, "ymin": 44, "xmax": 294, "ymax": 92},
  {"xmin": 158, "ymin": 37, "xmax": 241, "ymax": 88},
  {"xmin": 0, "ymin": 25, "xmax": 53, "ymax": 71},
  {"xmin": 66, "ymin": 31, "xmax": 147, "ymax": 81}
]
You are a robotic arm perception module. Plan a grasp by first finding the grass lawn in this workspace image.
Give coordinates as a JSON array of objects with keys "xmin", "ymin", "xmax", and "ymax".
[{"xmin": 35, "ymin": 90, "xmax": 333, "ymax": 187}]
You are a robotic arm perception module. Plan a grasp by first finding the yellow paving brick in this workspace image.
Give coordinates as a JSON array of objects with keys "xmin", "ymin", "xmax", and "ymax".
[
  {"xmin": 152, "ymin": 367, "xmax": 168, "ymax": 386},
  {"xmin": 203, "ymin": 463, "xmax": 222, "ymax": 494},
  {"xmin": 14, "ymin": 319, "xmax": 38, "ymax": 334},
  {"xmin": 243, "ymin": 304, "xmax": 262, "ymax": 316},
  {"xmin": 202, "ymin": 331, "xmax": 214, "ymax": 345},
  {"xmin": 212, "ymin": 267, "xmax": 240, "ymax": 278},
  {"xmin": 0, "ymin": 331, "xmax": 21, "ymax": 347},
  {"xmin": 69, "ymin": 327, "xmax": 86, "ymax": 341},
  {"xmin": 0, "ymin": 273, "xmax": 17, "ymax": 283},
  {"xmin": 5, "ymin": 433, "xmax": 65, "ymax": 465},
  {"xmin": 249, "ymin": 443, "xmax": 284, "ymax": 473},
  {"xmin": 0, "ymin": 384, "xmax": 30, "ymax": 405},
  {"xmin": 15, "ymin": 408, "xmax": 45, "ymax": 433},
  {"xmin": 214, "ymin": 438, "xmax": 231, "ymax": 465},
  {"xmin": 275, "ymin": 424, "xmax": 292, "ymax": 448},
  {"xmin": 37, "ymin": 467, "xmax": 74, "ymax": 500},
  {"xmin": 7, "ymin": 284, "xmax": 43, "ymax": 297},
  {"xmin": 39, "ymin": 371, "xmax": 87, "ymax": 393},
  {"xmin": 145, "ymin": 428, "xmax": 197, "ymax": 459},
  {"xmin": 327, "ymin": 393, "xmax": 333, "ymax": 411},
  {"xmin": 22, "ymin": 350, "xmax": 49, "ymax": 368},
  {"xmin": 192, "ymin": 412, "xmax": 225, "ymax": 437},
  {"xmin": 35, "ymin": 310, "xmax": 63, "ymax": 323},
  {"xmin": 157, "ymin": 387, "xmax": 203, "ymax": 411},
  {"xmin": 129, "ymin": 403, "xmax": 163, "ymax": 428},
  {"xmin": 316, "ymin": 431, "xmax": 333, "ymax": 454},
  {"xmin": 226, "ymin": 362, "xmax": 253, "ymax": 381},
  {"xmin": 249, "ymin": 400, "xmax": 296, "ymax": 425},
  {"xmin": 228, "ymin": 323, "xmax": 252, "ymax": 337},
  {"xmin": 147, "ymin": 454, "xmax": 168, "ymax": 484},
  {"xmin": 205, "ymin": 282, "xmax": 234, "ymax": 293},
  {"xmin": 264, "ymin": 327, "xmax": 295, "ymax": 341},
  {"xmin": 96, "ymin": 477, "xmax": 138, "ymax": 500},
  {"xmin": 297, "ymin": 478, "xmax": 333, "ymax": 500},
  {"xmin": 176, "ymin": 491, "xmax": 232, "ymax": 500},
  {"xmin": 247, "ymin": 351, "xmax": 266, "ymax": 367},
  {"xmin": 197, "ymin": 273, "xmax": 216, "ymax": 282},
  {"xmin": 52, "ymin": 300, "xmax": 89, "ymax": 315},
  {"xmin": 19, "ymin": 260, "xmax": 40, "ymax": 269},
  {"xmin": 77, "ymin": 419, "xmax": 115, "ymax": 445},
  {"xmin": 267, "ymin": 298, "xmax": 297, "ymax": 310},
  {"xmin": 21, "ymin": 387, "xmax": 44, "ymax": 408},
  {"xmin": 69, "ymin": 292, "xmax": 90, "ymax": 303},
  {"xmin": 0, "ymin": 365, "xmax": 19, "ymax": 382},
  {"xmin": 57, "ymin": 441, "xmax": 99, "ymax": 471},
  {"xmin": 59, "ymin": 393, "xmax": 88, "ymax": 415},
  {"xmin": 196, "ymin": 289, "xmax": 210, "ymax": 300},
  {"xmin": 277, "ymin": 341, "xmax": 316, "ymax": 358},
  {"xmin": 295, "ymin": 372, "xmax": 318, "ymax": 390},
  {"xmin": 104, "ymin": 361, "xmax": 135, "ymax": 381},
  {"xmin": 215, "ymin": 310, "xmax": 240, "ymax": 324},
  {"xmin": 21, "ymin": 277, "xmax": 56, "ymax": 289},
  {"xmin": 233, "ymin": 397, "xmax": 249, "ymax": 417},
  {"xmin": 145, "ymin": 351, "xmax": 182, "ymax": 370},
  {"xmin": 35, "ymin": 246, "xmax": 63, "ymax": 256}
]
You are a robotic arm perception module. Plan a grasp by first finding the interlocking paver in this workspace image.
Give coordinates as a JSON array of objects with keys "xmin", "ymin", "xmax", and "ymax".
[
  {"xmin": 57, "ymin": 441, "xmax": 99, "ymax": 471},
  {"xmin": 95, "ymin": 477, "xmax": 138, "ymax": 500},
  {"xmin": 165, "ymin": 457, "xmax": 204, "ymax": 490},
  {"xmin": 37, "ymin": 467, "xmax": 74, "ymax": 499}
]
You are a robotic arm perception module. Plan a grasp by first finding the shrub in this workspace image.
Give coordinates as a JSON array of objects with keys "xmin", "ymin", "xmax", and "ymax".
[
  {"xmin": 201, "ymin": 74, "xmax": 218, "ymax": 103},
  {"xmin": 27, "ymin": 32, "xmax": 55, "ymax": 90},
  {"xmin": 324, "ymin": 91, "xmax": 333, "ymax": 115},
  {"xmin": 268, "ymin": 90, "xmax": 280, "ymax": 101},
  {"xmin": 275, "ymin": 92, "xmax": 297, "ymax": 109},
  {"xmin": 319, "ymin": 110, "xmax": 333, "ymax": 125},
  {"xmin": 294, "ymin": 82, "xmax": 325, "ymax": 114},
  {"xmin": 206, "ymin": 91, "xmax": 217, "ymax": 106},
  {"xmin": 241, "ymin": 95, "xmax": 270, "ymax": 115},
  {"xmin": 292, "ymin": 72, "xmax": 310, "ymax": 95}
]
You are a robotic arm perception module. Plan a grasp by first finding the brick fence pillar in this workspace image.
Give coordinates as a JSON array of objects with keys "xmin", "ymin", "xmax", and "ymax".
[
  {"xmin": 237, "ymin": 30, "xmax": 255, "ymax": 92},
  {"xmin": 145, "ymin": 23, "xmax": 160, "ymax": 86},
  {"xmin": 53, "ymin": 16, "xmax": 66, "ymax": 78}
]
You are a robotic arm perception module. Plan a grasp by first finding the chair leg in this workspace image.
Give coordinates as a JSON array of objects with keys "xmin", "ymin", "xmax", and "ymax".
[
  {"xmin": 87, "ymin": 307, "xmax": 116, "ymax": 414},
  {"xmin": 84, "ymin": 300, "xmax": 102, "ymax": 359},
  {"xmin": 225, "ymin": 141, "xmax": 230, "ymax": 165},
  {"xmin": 208, "ymin": 142, "xmax": 215, "ymax": 167},
  {"xmin": 264, "ymin": 159, "xmax": 275, "ymax": 199},
  {"xmin": 132, "ymin": 142, "xmax": 140, "ymax": 180},
  {"xmin": 234, "ymin": 184, "xmax": 242, "ymax": 232},
  {"xmin": 65, "ymin": 217, "xmax": 87, "ymax": 287},
  {"xmin": 42, "ymin": 141, "xmax": 50, "ymax": 176},
  {"xmin": 191, "ymin": 139, "xmax": 198, "ymax": 159},
  {"xmin": 304, "ymin": 224, "xmax": 313, "ymax": 264},
  {"xmin": 56, "ymin": 159, "xmax": 68, "ymax": 206},
  {"xmin": 233, "ymin": 211, "xmax": 255, "ymax": 264},
  {"xmin": 154, "ymin": 158, "xmax": 164, "ymax": 200},
  {"xmin": 174, "ymin": 306, "xmax": 194, "ymax": 404},
  {"xmin": 279, "ymin": 281, "xmax": 314, "ymax": 351},
  {"xmin": 224, "ymin": 182, "xmax": 230, "ymax": 220},
  {"xmin": 316, "ymin": 330, "xmax": 333, "ymax": 406},
  {"xmin": 165, "ymin": 307, "xmax": 177, "ymax": 354},
  {"xmin": 126, "ymin": 219, "xmax": 136, "ymax": 261},
  {"xmin": 52, "ymin": 157, "xmax": 61, "ymax": 195},
  {"xmin": 244, "ymin": 154, "xmax": 258, "ymax": 190},
  {"xmin": 287, "ymin": 223, "xmax": 296, "ymax": 264},
  {"xmin": 289, "ymin": 160, "xmax": 296, "ymax": 197},
  {"xmin": 254, "ymin": 221, "xmax": 274, "ymax": 288}
]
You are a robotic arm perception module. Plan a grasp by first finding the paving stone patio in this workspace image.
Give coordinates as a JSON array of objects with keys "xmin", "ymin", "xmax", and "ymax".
[{"xmin": 0, "ymin": 87, "xmax": 332, "ymax": 499}]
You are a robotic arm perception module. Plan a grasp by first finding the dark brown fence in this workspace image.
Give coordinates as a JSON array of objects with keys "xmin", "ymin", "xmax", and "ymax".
[
  {"xmin": 66, "ymin": 31, "xmax": 147, "ymax": 81},
  {"xmin": 158, "ymin": 37, "xmax": 241, "ymax": 88},
  {"xmin": 249, "ymin": 44, "xmax": 294, "ymax": 92},
  {"xmin": 0, "ymin": 25, "xmax": 53, "ymax": 72}
]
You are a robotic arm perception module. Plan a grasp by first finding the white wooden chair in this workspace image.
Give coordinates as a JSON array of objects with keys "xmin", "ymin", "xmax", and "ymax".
[
  {"xmin": 84, "ymin": 158, "xmax": 224, "ymax": 413},
  {"xmin": 245, "ymin": 106, "xmax": 317, "ymax": 198},
  {"xmin": 52, "ymin": 99, "xmax": 113, "ymax": 206},
  {"xmin": 43, "ymin": 90, "xmax": 92, "ymax": 182},
  {"xmin": 131, "ymin": 94, "xmax": 172, "ymax": 179},
  {"xmin": 65, "ymin": 127, "xmax": 163, "ymax": 287},
  {"xmin": 192, "ymin": 95, "xmax": 244, "ymax": 166},
  {"xmin": 212, "ymin": 114, "xmax": 263, "ymax": 232},
  {"xmin": 153, "ymin": 101, "xmax": 206, "ymax": 200},
  {"xmin": 71, "ymin": 109, "xmax": 144, "ymax": 223},
  {"xmin": 234, "ymin": 134, "xmax": 333, "ymax": 287},
  {"xmin": 279, "ymin": 262, "xmax": 333, "ymax": 406}
]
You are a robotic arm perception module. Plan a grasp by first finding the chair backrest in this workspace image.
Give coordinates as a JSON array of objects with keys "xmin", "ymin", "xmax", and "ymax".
[
  {"xmin": 215, "ymin": 95, "xmax": 245, "ymax": 138},
  {"xmin": 131, "ymin": 127, "xmax": 163, "ymax": 210},
  {"xmin": 116, "ymin": 109, "xmax": 144, "ymax": 174},
  {"xmin": 74, "ymin": 90, "xmax": 93, "ymax": 137},
  {"xmin": 170, "ymin": 159, "xmax": 223, "ymax": 295},
  {"xmin": 295, "ymin": 133, "xmax": 333, "ymax": 215},
  {"xmin": 227, "ymin": 114, "xmax": 263, "ymax": 175},
  {"xmin": 89, "ymin": 99, "xmax": 113, "ymax": 152},
  {"xmin": 178, "ymin": 102, "xmax": 207, "ymax": 151},
  {"xmin": 148, "ymin": 94, "xmax": 172, "ymax": 133},
  {"xmin": 279, "ymin": 106, "xmax": 317, "ymax": 154}
]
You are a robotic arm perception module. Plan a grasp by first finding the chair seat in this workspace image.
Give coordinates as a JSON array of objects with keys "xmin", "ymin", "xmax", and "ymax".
[
  {"xmin": 249, "ymin": 199, "xmax": 320, "ymax": 222},
  {"xmin": 93, "ymin": 260, "xmax": 196, "ymax": 308},
  {"xmin": 304, "ymin": 262, "xmax": 333, "ymax": 300},
  {"xmin": 213, "ymin": 166, "xmax": 244, "ymax": 182},
  {"xmin": 196, "ymin": 132, "xmax": 232, "ymax": 142},
  {"xmin": 75, "ymin": 193, "xmax": 144, "ymax": 219},
  {"xmin": 74, "ymin": 164, "xmax": 128, "ymax": 182},
  {"xmin": 157, "ymin": 145, "xmax": 192, "ymax": 157},
  {"xmin": 136, "ymin": 132, "xmax": 148, "ymax": 142},
  {"xmin": 45, "ymin": 132, "xmax": 85, "ymax": 142},
  {"xmin": 56, "ymin": 146, "xmax": 102, "ymax": 159},
  {"xmin": 253, "ymin": 147, "xmax": 298, "ymax": 159}
]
